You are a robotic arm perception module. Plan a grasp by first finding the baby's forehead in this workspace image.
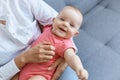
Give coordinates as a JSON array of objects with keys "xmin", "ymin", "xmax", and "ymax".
[{"xmin": 60, "ymin": 7, "xmax": 82, "ymax": 17}]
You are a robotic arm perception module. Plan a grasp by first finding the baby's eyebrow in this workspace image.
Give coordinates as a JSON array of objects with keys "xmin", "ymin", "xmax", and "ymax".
[{"xmin": 0, "ymin": 20, "xmax": 6, "ymax": 25}]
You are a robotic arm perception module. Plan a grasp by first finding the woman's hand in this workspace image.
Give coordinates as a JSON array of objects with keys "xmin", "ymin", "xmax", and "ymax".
[
  {"xmin": 24, "ymin": 41, "xmax": 55, "ymax": 63},
  {"xmin": 15, "ymin": 41, "xmax": 55, "ymax": 69},
  {"xmin": 48, "ymin": 58, "xmax": 68, "ymax": 80}
]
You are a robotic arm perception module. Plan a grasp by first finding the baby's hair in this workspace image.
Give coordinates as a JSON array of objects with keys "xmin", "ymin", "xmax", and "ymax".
[
  {"xmin": 60, "ymin": 6, "xmax": 83, "ymax": 20},
  {"xmin": 66, "ymin": 5, "xmax": 82, "ymax": 15},
  {"xmin": 65, "ymin": 6, "xmax": 83, "ymax": 25},
  {"xmin": 61, "ymin": 6, "xmax": 82, "ymax": 16}
]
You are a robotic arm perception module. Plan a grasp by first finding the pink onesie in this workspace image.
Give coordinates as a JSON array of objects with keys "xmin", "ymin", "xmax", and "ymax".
[{"xmin": 19, "ymin": 25, "xmax": 75, "ymax": 80}]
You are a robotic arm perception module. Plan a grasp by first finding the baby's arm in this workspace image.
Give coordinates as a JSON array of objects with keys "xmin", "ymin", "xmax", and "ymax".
[{"xmin": 64, "ymin": 48, "xmax": 88, "ymax": 80}]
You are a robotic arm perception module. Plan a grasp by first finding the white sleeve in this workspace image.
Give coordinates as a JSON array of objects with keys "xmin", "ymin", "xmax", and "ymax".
[
  {"xmin": 0, "ymin": 59, "xmax": 20, "ymax": 80},
  {"xmin": 29, "ymin": 0, "xmax": 58, "ymax": 26}
]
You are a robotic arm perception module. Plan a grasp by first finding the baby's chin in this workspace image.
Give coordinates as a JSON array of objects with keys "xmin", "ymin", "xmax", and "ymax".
[
  {"xmin": 52, "ymin": 30, "xmax": 71, "ymax": 39},
  {"xmin": 54, "ymin": 33, "xmax": 68, "ymax": 38}
]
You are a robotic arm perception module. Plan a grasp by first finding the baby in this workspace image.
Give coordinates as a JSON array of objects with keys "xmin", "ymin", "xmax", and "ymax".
[{"xmin": 19, "ymin": 6, "xmax": 88, "ymax": 80}]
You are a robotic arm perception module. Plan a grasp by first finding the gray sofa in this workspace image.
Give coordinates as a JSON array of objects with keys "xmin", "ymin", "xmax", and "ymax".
[{"xmin": 45, "ymin": 0, "xmax": 120, "ymax": 80}]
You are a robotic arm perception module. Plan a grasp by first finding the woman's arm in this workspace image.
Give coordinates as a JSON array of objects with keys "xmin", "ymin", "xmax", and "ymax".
[
  {"xmin": 29, "ymin": 0, "xmax": 58, "ymax": 26},
  {"xmin": 0, "ymin": 59, "xmax": 20, "ymax": 80}
]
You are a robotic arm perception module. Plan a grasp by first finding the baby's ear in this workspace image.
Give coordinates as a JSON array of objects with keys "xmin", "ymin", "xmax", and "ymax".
[
  {"xmin": 52, "ymin": 18, "xmax": 55, "ymax": 22},
  {"xmin": 74, "ymin": 31, "xmax": 79, "ymax": 36}
]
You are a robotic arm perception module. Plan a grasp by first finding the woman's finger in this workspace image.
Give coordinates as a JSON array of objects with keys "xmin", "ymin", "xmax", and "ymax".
[
  {"xmin": 39, "ymin": 48, "xmax": 55, "ymax": 56},
  {"xmin": 38, "ymin": 54, "xmax": 53, "ymax": 60},
  {"xmin": 39, "ymin": 41, "xmax": 55, "ymax": 51}
]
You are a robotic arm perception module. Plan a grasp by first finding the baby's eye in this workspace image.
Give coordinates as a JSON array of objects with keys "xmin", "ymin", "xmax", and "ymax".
[
  {"xmin": 70, "ymin": 24, "xmax": 74, "ymax": 27},
  {"xmin": 60, "ymin": 18, "xmax": 64, "ymax": 21}
]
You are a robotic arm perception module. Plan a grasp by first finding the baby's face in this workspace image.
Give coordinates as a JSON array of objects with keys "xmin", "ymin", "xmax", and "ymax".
[{"xmin": 52, "ymin": 6, "xmax": 83, "ymax": 39}]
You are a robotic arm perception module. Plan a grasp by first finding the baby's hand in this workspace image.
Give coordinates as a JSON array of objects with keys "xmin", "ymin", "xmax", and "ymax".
[{"xmin": 76, "ymin": 69, "xmax": 88, "ymax": 80}]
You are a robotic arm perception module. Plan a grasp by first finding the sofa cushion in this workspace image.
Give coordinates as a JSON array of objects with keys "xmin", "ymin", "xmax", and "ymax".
[
  {"xmin": 74, "ymin": 29, "xmax": 104, "ymax": 62},
  {"xmin": 74, "ymin": 29, "xmax": 120, "ymax": 80},
  {"xmin": 64, "ymin": 0, "xmax": 103, "ymax": 14},
  {"xmin": 44, "ymin": 0, "xmax": 66, "ymax": 12},
  {"xmin": 107, "ymin": 0, "xmax": 120, "ymax": 13},
  {"xmin": 84, "ymin": 46, "xmax": 120, "ymax": 80},
  {"xmin": 107, "ymin": 31, "xmax": 120, "ymax": 54},
  {"xmin": 81, "ymin": 5, "xmax": 120, "ymax": 44},
  {"xmin": 100, "ymin": 0, "xmax": 120, "ymax": 13}
]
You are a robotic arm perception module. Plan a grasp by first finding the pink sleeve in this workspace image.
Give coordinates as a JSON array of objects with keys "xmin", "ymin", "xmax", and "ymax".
[{"xmin": 56, "ymin": 39, "xmax": 76, "ymax": 57}]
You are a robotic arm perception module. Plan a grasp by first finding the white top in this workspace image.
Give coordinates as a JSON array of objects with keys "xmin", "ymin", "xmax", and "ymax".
[{"xmin": 0, "ymin": 0, "xmax": 58, "ymax": 79}]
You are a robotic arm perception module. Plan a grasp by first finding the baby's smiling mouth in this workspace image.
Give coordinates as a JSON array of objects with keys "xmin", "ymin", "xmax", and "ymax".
[{"xmin": 59, "ymin": 27, "xmax": 66, "ymax": 32}]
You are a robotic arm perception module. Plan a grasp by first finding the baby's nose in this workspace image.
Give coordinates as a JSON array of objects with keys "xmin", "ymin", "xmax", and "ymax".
[{"xmin": 63, "ymin": 21, "xmax": 69, "ymax": 27}]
